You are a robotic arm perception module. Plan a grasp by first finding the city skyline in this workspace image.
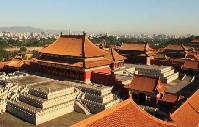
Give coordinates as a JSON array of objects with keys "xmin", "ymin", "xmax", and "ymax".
[{"xmin": 0, "ymin": 0, "xmax": 199, "ymax": 34}]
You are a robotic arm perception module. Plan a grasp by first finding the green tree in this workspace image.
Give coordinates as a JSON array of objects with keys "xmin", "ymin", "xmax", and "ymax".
[{"xmin": 20, "ymin": 46, "xmax": 27, "ymax": 52}]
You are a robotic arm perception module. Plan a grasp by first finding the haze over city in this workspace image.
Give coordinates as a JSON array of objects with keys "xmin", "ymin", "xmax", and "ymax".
[
  {"xmin": 0, "ymin": 0, "xmax": 199, "ymax": 127},
  {"xmin": 0, "ymin": 0, "xmax": 199, "ymax": 34}
]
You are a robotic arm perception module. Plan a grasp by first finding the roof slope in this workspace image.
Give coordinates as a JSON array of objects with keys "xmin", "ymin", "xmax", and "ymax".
[
  {"xmin": 120, "ymin": 42, "xmax": 148, "ymax": 51},
  {"xmin": 39, "ymin": 34, "xmax": 106, "ymax": 57},
  {"xmin": 159, "ymin": 92, "xmax": 178, "ymax": 104},
  {"xmin": 171, "ymin": 90, "xmax": 199, "ymax": 127},
  {"xmin": 5, "ymin": 59, "xmax": 24, "ymax": 68},
  {"xmin": 192, "ymin": 39, "xmax": 199, "ymax": 43},
  {"xmin": 183, "ymin": 60, "xmax": 199, "ymax": 70},
  {"xmin": 164, "ymin": 44, "xmax": 185, "ymax": 51},
  {"xmin": 154, "ymin": 53, "xmax": 167, "ymax": 59},
  {"xmin": 128, "ymin": 75, "xmax": 158, "ymax": 93},
  {"xmin": 183, "ymin": 45, "xmax": 195, "ymax": 51},
  {"xmin": 0, "ymin": 62, "xmax": 6, "ymax": 69},
  {"xmin": 105, "ymin": 48, "xmax": 126, "ymax": 62},
  {"xmin": 72, "ymin": 99, "xmax": 176, "ymax": 127}
]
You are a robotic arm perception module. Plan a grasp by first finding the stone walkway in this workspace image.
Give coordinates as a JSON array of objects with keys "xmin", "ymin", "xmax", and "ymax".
[
  {"xmin": 166, "ymin": 76, "xmax": 192, "ymax": 93},
  {"xmin": 0, "ymin": 112, "xmax": 90, "ymax": 127}
]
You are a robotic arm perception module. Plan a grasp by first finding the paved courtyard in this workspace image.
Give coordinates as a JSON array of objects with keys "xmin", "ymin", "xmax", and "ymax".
[{"xmin": 0, "ymin": 112, "xmax": 90, "ymax": 127}]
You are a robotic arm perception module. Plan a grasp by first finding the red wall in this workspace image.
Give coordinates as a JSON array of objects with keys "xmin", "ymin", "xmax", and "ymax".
[
  {"xmin": 91, "ymin": 72, "xmax": 115, "ymax": 86},
  {"xmin": 91, "ymin": 72, "xmax": 129, "ymax": 96},
  {"xmin": 84, "ymin": 67, "xmax": 111, "ymax": 81},
  {"xmin": 93, "ymin": 67, "xmax": 111, "ymax": 73}
]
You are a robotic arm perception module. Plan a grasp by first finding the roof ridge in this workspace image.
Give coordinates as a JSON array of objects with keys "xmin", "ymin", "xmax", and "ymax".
[
  {"xmin": 110, "ymin": 48, "xmax": 116, "ymax": 62},
  {"xmin": 72, "ymin": 99, "xmax": 176, "ymax": 127},
  {"xmin": 60, "ymin": 34, "xmax": 84, "ymax": 38},
  {"xmin": 187, "ymin": 102, "xmax": 199, "ymax": 113},
  {"xmin": 72, "ymin": 99, "xmax": 132, "ymax": 127},
  {"xmin": 131, "ymin": 99, "xmax": 176, "ymax": 126},
  {"xmin": 39, "ymin": 33, "xmax": 107, "ymax": 58},
  {"xmin": 124, "ymin": 41, "xmax": 147, "ymax": 44}
]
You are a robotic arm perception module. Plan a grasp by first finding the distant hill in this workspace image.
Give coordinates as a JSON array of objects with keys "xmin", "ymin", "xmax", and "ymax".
[
  {"xmin": 0, "ymin": 26, "xmax": 63, "ymax": 33},
  {"xmin": 0, "ymin": 26, "xmax": 89, "ymax": 34}
]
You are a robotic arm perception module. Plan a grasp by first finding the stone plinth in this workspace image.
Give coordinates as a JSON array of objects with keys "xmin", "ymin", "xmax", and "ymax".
[{"xmin": 6, "ymin": 82, "xmax": 77, "ymax": 125}]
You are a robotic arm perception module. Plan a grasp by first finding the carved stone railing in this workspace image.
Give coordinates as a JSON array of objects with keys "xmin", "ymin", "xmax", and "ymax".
[
  {"xmin": 37, "ymin": 100, "xmax": 74, "ymax": 116},
  {"xmin": 78, "ymin": 86, "xmax": 113, "ymax": 97},
  {"xmin": 0, "ymin": 100, "xmax": 6, "ymax": 113},
  {"xmin": 84, "ymin": 92, "xmax": 114, "ymax": 103}
]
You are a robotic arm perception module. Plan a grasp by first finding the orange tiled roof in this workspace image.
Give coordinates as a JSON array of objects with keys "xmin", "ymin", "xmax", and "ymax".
[
  {"xmin": 171, "ymin": 90, "xmax": 199, "ymax": 127},
  {"xmin": 159, "ymin": 92, "xmax": 178, "ymax": 104},
  {"xmin": 23, "ymin": 60, "xmax": 31, "ymax": 66},
  {"xmin": 188, "ymin": 51, "xmax": 197, "ymax": 55},
  {"xmin": 105, "ymin": 48, "xmax": 126, "ymax": 62},
  {"xmin": 128, "ymin": 75, "xmax": 159, "ymax": 93},
  {"xmin": 164, "ymin": 44, "xmax": 185, "ymax": 51},
  {"xmin": 170, "ymin": 58, "xmax": 185, "ymax": 63},
  {"xmin": 5, "ymin": 59, "xmax": 24, "ymax": 68},
  {"xmin": 85, "ymin": 58, "xmax": 111, "ymax": 68},
  {"xmin": 183, "ymin": 45, "xmax": 195, "ymax": 51},
  {"xmin": 120, "ymin": 42, "xmax": 148, "ymax": 51},
  {"xmin": 39, "ymin": 34, "xmax": 107, "ymax": 57},
  {"xmin": 183, "ymin": 60, "xmax": 199, "ymax": 70},
  {"xmin": 153, "ymin": 53, "xmax": 166, "ymax": 59},
  {"xmin": 192, "ymin": 39, "xmax": 199, "ymax": 43},
  {"xmin": 72, "ymin": 99, "xmax": 176, "ymax": 127},
  {"xmin": 0, "ymin": 62, "xmax": 6, "ymax": 69}
]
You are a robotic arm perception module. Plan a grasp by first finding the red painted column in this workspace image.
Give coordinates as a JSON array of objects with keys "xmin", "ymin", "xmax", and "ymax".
[{"xmin": 84, "ymin": 71, "xmax": 91, "ymax": 83}]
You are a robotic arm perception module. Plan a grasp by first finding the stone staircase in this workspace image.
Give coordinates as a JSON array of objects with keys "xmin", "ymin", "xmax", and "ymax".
[
  {"xmin": 74, "ymin": 100, "xmax": 91, "ymax": 115},
  {"xmin": 6, "ymin": 86, "xmax": 77, "ymax": 125},
  {"xmin": 160, "ymin": 71, "xmax": 179, "ymax": 83},
  {"xmin": 76, "ymin": 85, "xmax": 121, "ymax": 114},
  {"xmin": 136, "ymin": 66, "xmax": 179, "ymax": 83}
]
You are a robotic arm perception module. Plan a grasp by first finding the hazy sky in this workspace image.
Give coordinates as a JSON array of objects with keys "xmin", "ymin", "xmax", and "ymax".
[{"xmin": 0, "ymin": 0, "xmax": 199, "ymax": 34}]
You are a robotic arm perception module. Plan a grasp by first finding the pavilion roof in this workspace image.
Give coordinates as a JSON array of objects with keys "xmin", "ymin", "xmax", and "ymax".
[
  {"xmin": 72, "ymin": 99, "xmax": 176, "ymax": 127},
  {"xmin": 171, "ymin": 90, "xmax": 199, "ymax": 127},
  {"xmin": 183, "ymin": 45, "xmax": 195, "ymax": 51},
  {"xmin": 105, "ymin": 48, "xmax": 126, "ymax": 62},
  {"xmin": 39, "ymin": 34, "xmax": 107, "ymax": 58},
  {"xmin": 120, "ymin": 41, "xmax": 151, "ymax": 51},
  {"xmin": 183, "ymin": 60, "xmax": 199, "ymax": 70},
  {"xmin": 159, "ymin": 92, "xmax": 178, "ymax": 104},
  {"xmin": 5, "ymin": 58, "xmax": 24, "ymax": 68},
  {"xmin": 153, "ymin": 53, "xmax": 167, "ymax": 59},
  {"xmin": 0, "ymin": 62, "xmax": 6, "ymax": 69},
  {"xmin": 192, "ymin": 39, "xmax": 199, "ymax": 43},
  {"xmin": 164, "ymin": 44, "xmax": 185, "ymax": 51},
  {"xmin": 128, "ymin": 75, "xmax": 159, "ymax": 93}
]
